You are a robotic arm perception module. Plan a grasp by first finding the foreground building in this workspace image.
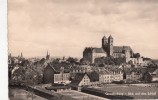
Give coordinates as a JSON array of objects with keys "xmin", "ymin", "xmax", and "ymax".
[
  {"xmin": 125, "ymin": 71, "xmax": 142, "ymax": 81},
  {"xmin": 43, "ymin": 64, "xmax": 70, "ymax": 84},
  {"xmin": 143, "ymin": 68, "xmax": 158, "ymax": 82},
  {"xmin": 70, "ymin": 73, "xmax": 91, "ymax": 91},
  {"xmin": 70, "ymin": 68, "xmax": 124, "ymax": 91}
]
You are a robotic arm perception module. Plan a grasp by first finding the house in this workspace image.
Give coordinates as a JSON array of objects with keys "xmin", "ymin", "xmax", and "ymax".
[
  {"xmin": 71, "ymin": 65, "xmax": 92, "ymax": 73},
  {"xmin": 87, "ymin": 71, "xmax": 100, "ymax": 86},
  {"xmin": 105, "ymin": 66, "xmax": 123, "ymax": 82},
  {"xmin": 125, "ymin": 71, "xmax": 142, "ymax": 81},
  {"xmin": 43, "ymin": 64, "xmax": 70, "ymax": 84},
  {"xmin": 143, "ymin": 58, "xmax": 153, "ymax": 66},
  {"xmin": 91, "ymin": 66, "xmax": 106, "ymax": 72},
  {"xmin": 90, "ymin": 67, "xmax": 123, "ymax": 84},
  {"xmin": 123, "ymin": 68, "xmax": 142, "ymax": 81},
  {"xmin": 111, "ymin": 71, "xmax": 123, "ymax": 82},
  {"xmin": 143, "ymin": 68, "xmax": 158, "ymax": 82},
  {"xmin": 98, "ymin": 70, "xmax": 112, "ymax": 83},
  {"xmin": 126, "ymin": 57, "xmax": 144, "ymax": 65},
  {"xmin": 70, "ymin": 73, "xmax": 91, "ymax": 91}
]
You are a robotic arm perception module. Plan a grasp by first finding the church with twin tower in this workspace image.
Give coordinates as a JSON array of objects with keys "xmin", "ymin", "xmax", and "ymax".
[
  {"xmin": 102, "ymin": 35, "xmax": 114, "ymax": 56},
  {"xmin": 83, "ymin": 35, "xmax": 135, "ymax": 64}
]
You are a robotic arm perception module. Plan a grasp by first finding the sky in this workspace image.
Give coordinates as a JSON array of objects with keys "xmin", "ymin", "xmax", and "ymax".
[{"xmin": 8, "ymin": 0, "xmax": 158, "ymax": 59}]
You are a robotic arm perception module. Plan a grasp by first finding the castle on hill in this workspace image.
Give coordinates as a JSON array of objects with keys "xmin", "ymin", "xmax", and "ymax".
[{"xmin": 83, "ymin": 35, "xmax": 143, "ymax": 64}]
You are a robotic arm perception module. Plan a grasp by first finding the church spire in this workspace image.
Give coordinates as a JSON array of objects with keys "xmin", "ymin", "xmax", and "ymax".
[
  {"xmin": 21, "ymin": 52, "xmax": 23, "ymax": 58},
  {"xmin": 47, "ymin": 50, "xmax": 49, "ymax": 56},
  {"xmin": 102, "ymin": 35, "xmax": 107, "ymax": 40},
  {"xmin": 46, "ymin": 50, "xmax": 50, "ymax": 60},
  {"xmin": 108, "ymin": 34, "xmax": 113, "ymax": 39}
]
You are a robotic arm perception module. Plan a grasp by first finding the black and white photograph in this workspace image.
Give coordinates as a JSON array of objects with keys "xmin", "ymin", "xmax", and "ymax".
[{"xmin": 8, "ymin": 0, "xmax": 158, "ymax": 99}]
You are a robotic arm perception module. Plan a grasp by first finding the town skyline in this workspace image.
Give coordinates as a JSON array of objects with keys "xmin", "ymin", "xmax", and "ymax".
[
  {"xmin": 8, "ymin": 1, "xmax": 158, "ymax": 99},
  {"xmin": 9, "ymin": 0, "xmax": 158, "ymax": 59},
  {"xmin": 9, "ymin": 34, "xmax": 158, "ymax": 59}
]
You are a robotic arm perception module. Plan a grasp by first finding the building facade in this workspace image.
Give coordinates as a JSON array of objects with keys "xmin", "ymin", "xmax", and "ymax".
[
  {"xmin": 71, "ymin": 65, "xmax": 92, "ymax": 73},
  {"xmin": 83, "ymin": 35, "xmax": 134, "ymax": 63},
  {"xmin": 143, "ymin": 68, "xmax": 158, "ymax": 82},
  {"xmin": 43, "ymin": 64, "xmax": 70, "ymax": 84}
]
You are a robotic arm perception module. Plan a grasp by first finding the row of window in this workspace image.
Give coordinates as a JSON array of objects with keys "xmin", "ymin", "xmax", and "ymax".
[
  {"xmin": 54, "ymin": 74, "xmax": 69, "ymax": 78},
  {"xmin": 54, "ymin": 78, "xmax": 69, "ymax": 81}
]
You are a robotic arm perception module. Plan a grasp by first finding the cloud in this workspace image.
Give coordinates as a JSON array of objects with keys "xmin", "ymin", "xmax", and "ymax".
[{"xmin": 8, "ymin": 0, "xmax": 158, "ymax": 59}]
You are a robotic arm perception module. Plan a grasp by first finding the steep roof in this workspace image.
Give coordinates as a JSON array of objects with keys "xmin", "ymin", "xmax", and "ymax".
[
  {"xmin": 96, "ymin": 70, "xmax": 112, "ymax": 75},
  {"xmin": 153, "ymin": 68, "xmax": 158, "ymax": 74},
  {"xmin": 92, "ymin": 48, "xmax": 105, "ymax": 53},
  {"xmin": 87, "ymin": 71, "xmax": 99, "ymax": 82},
  {"xmin": 71, "ymin": 72, "xmax": 100, "ymax": 83},
  {"xmin": 102, "ymin": 36, "xmax": 107, "ymax": 40},
  {"xmin": 145, "ymin": 68, "xmax": 158, "ymax": 74},
  {"xmin": 113, "ymin": 46, "xmax": 132, "ymax": 53},
  {"xmin": 108, "ymin": 35, "xmax": 113, "ymax": 39},
  {"xmin": 46, "ymin": 63, "xmax": 70, "ymax": 73},
  {"xmin": 101, "ymin": 70, "xmax": 112, "ymax": 75},
  {"xmin": 84, "ymin": 47, "xmax": 105, "ymax": 53},
  {"xmin": 71, "ymin": 73, "xmax": 86, "ymax": 85}
]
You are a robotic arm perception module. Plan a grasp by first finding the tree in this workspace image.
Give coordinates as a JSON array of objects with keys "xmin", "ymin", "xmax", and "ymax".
[
  {"xmin": 80, "ymin": 58, "xmax": 91, "ymax": 65},
  {"xmin": 52, "ymin": 58, "xmax": 60, "ymax": 64},
  {"xmin": 133, "ymin": 53, "xmax": 140, "ymax": 58},
  {"xmin": 67, "ymin": 57, "xmax": 78, "ymax": 64},
  {"xmin": 25, "ymin": 67, "xmax": 38, "ymax": 100},
  {"xmin": 113, "ymin": 57, "xmax": 126, "ymax": 65},
  {"xmin": 95, "ymin": 56, "xmax": 125, "ymax": 66}
]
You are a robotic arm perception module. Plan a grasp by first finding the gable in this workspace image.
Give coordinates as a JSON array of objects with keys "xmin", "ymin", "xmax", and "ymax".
[
  {"xmin": 44, "ymin": 64, "xmax": 55, "ymax": 72},
  {"xmin": 87, "ymin": 71, "xmax": 99, "ymax": 82},
  {"xmin": 71, "ymin": 73, "xmax": 85, "ymax": 85},
  {"xmin": 79, "ymin": 74, "xmax": 90, "ymax": 85}
]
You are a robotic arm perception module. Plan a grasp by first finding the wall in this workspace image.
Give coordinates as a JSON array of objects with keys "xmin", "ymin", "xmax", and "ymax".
[
  {"xmin": 79, "ymin": 74, "xmax": 90, "ymax": 86},
  {"xmin": 99, "ymin": 74, "xmax": 112, "ymax": 83},
  {"xmin": 83, "ymin": 51, "xmax": 93, "ymax": 63},
  {"xmin": 43, "ymin": 66, "xmax": 54, "ymax": 84},
  {"xmin": 54, "ymin": 73, "xmax": 70, "ymax": 83}
]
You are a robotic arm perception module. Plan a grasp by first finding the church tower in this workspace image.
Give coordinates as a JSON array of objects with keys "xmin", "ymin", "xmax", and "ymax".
[
  {"xmin": 102, "ymin": 36, "xmax": 108, "ymax": 51},
  {"xmin": 20, "ymin": 52, "xmax": 23, "ymax": 58},
  {"xmin": 46, "ymin": 50, "xmax": 50, "ymax": 60},
  {"xmin": 108, "ymin": 35, "xmax": 113, "ymax": 56}
]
